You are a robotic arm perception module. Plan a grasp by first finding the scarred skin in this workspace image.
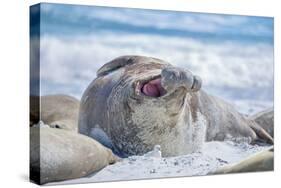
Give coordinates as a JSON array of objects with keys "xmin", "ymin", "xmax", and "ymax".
[{"xmin": 78, "ymin": 55, "xmax": 273, "ymax": 158}]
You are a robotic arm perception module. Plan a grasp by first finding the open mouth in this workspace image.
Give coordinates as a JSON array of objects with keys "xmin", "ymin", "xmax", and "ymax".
[{"xmin": 140, "ymin": 77, "xmax": 167, "ymax": 97}]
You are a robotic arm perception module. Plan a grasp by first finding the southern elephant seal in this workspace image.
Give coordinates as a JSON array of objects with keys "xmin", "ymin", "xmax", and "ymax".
[
  {"xmin": 211, "ymin": 147, "xmax": 273, "ymax": 174},
  {"xmin": 30, "ymin": 127, "xmax": 118, "ymax": 184},
  {"xmin": 30, "ymin": 95, "xmax": 80, "ymax": 131},
  {"xmin": 78, "ymin": 55, "xmax": 273, "ymax": 157}
]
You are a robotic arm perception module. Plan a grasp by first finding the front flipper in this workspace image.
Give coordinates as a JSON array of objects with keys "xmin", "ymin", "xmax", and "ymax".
[
  {"xmin": 251, "ymin": 108, "xmax": 274, "ymax": 138},
  {"xmin": 249, "ymin": 122, "xmax": 273, "ymax": 145}
]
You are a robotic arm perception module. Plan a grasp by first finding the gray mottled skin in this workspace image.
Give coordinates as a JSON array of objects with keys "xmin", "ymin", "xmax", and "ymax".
[
  {"xmin": 251, "ymin": 108, "xmax": 274, "ymax": 138},
  {"xmin": 30, "ymin": 95, "xmax": 80, "ymax": 131},
  {"xmin": 30, "ymin": 127, "xmax": 118, "ymax": 184},
  {"xmin": 78, "ymin": 55, "xmax": 273, "ymax": 157}
]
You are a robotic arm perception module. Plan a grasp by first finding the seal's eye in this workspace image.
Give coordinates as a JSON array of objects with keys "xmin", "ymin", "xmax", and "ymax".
[
  {"xmin": 54, "ymin": 124, "xmax": 61, "ymax": 129},
  {"xmin": 97, "ymin": 56, "xmax": 136, "ymax": 77}
]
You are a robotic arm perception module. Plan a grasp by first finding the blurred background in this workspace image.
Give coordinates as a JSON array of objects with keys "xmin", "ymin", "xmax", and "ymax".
[{"xmin": 34, "ymin": 3, "xmax": 273, "ymax": 115}]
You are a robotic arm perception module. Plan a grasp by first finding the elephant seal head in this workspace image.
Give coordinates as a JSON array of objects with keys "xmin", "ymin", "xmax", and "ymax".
[{"xmin": 78, "ymin": 55, "xmax": 203, "ymax": 157}]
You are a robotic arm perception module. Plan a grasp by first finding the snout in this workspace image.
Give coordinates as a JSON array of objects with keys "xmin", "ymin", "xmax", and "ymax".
[{"xmin": 161, "ymin": 66, "xmax": 202, "ymax": 92}]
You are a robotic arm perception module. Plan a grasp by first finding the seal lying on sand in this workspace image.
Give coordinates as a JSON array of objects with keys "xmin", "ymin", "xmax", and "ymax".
[
  {"xmin": 30, "ymin": 95, "xmax": 80, "ymax": 131},
  {"xmin": 78, "ymin": 55, "xmax": 273, "ymax": 157},
  {"xmin": 211, "ymin": 147, "xmax": 273, "ymax": 174},
  {"xmin": 30, "ymin": 127, "xmax": 118, "ymax": 184},
  {"xmin": 30, "ymin": 95, "xmax": 119, "ymax": 184}
]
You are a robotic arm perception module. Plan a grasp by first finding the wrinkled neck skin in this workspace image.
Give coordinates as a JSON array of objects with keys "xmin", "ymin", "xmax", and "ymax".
[{"xmin": 107, "ymin": 65, "xmax": 205, "ymax": 157}]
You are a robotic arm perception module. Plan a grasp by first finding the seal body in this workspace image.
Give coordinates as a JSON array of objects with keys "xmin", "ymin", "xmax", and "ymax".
[
  {"xmin": 30, "ymin": 127, "xmax": 117, "ymax": 184},
  {"xmin": 212, "ymin": 147, "xmax": 273, "ymax": 174},
  {"xmin": 78, "ymin": 56, "xmax": 273, "ymax": 157},
  {"xmin": 30, "ymin": 95, "xmax": 80, "ymax": 131},
  {"xmin": 30, "ymin": 95, "xmax": 120, "ymax": 184}
]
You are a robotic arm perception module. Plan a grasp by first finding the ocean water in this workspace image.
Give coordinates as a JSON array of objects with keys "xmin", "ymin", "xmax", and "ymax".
[{"xmin": 31, "ymin": 3, "xmax": 274, "ymax": 115}]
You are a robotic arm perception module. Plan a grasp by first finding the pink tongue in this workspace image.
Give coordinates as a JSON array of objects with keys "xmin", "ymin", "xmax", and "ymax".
[{"xmin": 141, "ymin": 78, "xmax": 163, "ymax": 97}]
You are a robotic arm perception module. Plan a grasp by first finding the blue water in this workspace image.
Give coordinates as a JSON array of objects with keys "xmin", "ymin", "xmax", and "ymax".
[{"xmin": 38, "ymin": 3, "xmax": 273, "ymax": 44}]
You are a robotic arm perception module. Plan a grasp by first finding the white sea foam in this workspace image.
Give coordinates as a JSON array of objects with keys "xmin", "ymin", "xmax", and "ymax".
[{"xmin": 38, "ymin": 33, "xmax": 273, "ymax": 114}]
